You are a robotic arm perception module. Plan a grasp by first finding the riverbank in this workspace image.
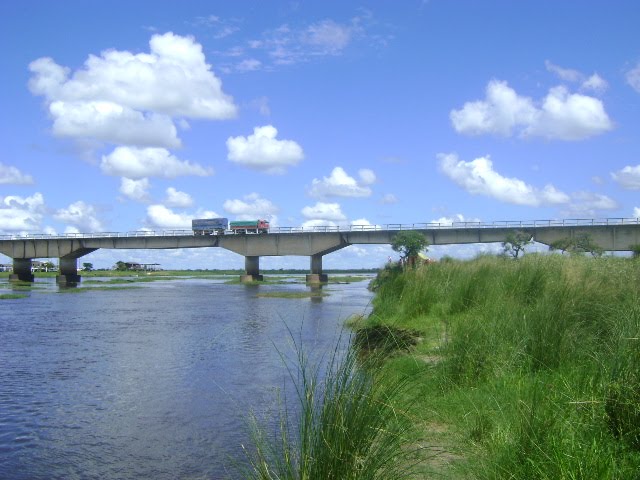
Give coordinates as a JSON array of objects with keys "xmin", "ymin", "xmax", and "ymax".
[{"xmin": 358, "ymin": 254, "xmax": 640, "ymax": 478}]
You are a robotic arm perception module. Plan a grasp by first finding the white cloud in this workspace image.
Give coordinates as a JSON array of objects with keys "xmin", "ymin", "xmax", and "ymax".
[
  {"xmin": 308, "ymin": 167, "xmax": 373, "ymax": 198},
  {"xmin": 0, "ymin": 163, "xmax": 34, "ymax": 185},
  {"xmin": 0, "ymin": 193, "xmax": 45, "ymax": 232},
  {"xmin": 54, "ymin": 200, "xmax": 104, "ymax": 231},
  {"xmin": 223, "ymin": 193, "xmax": 279, "ymax": 220},
  {"xmin": 431, "ymin": 214, "xmax": 480, "ymax": 226},
  {"xmin": 450, "ymin": 80, "xmax": 612, "ymax": 140},
  {"xmin": 146, "ymin": 204, "xmax": 192, "ymax": 229},
  {"xmin": 611, "ymin": 165, "xmax": 640, "ymax": 190},
  {"xmin": 101, "ymin": 146, "xmax": 212, "ymax": 179},
  {"xmin": 581, "ymin": 74, "xmax": 608, "ymax": 94},
  {"xmin": 28, "ymin": 32, "xmax": 237, "ymax": 148},
  {"xmin": 165, "ymin": 187, "xmax": 193, "ymax": 207},
  {"xmin": 524, "ymin": 86, "xmax": 613, "ymax": 140},
  {"xmin": 562, "ymin": 192, "xmax": 618, "ymax": 217},
  {"xmin": 301, "ymin": 219, "xmax": 338, "ymax": 229},
  {"xmin": 438, "ymin": 153, "xmax": 570, "ymax": 206},
  {"xmin": 48, "ymin": 100, "xmax": 180, "ymax": 148},
  {"xmin": 358, "ymin": 168, "xmax": 376, "ymax": 185},
  {"xmin": 545, "ymin": 60, "xmax": 582, "ymax": 82},
  {"xmin": 301, "ymin": 202, "xmax": 346, "ymax": 221},
  {"xmin": 625, "ymin": 63, "xmax": 640, "ymax": 93},
  {"xmin": 120, "ymin": 177, "xmax": 151, "ymax": 202},
  {"xmin": 545, "ymin": 61, "xmax": 608, "ymax": 93},
  {"xmin": 634, "ymin": 207, "xmax": 640, "ymax": 218},
  {"xmin": 226, "ymin": 125, "xmax": 304, "ymax": 174}
]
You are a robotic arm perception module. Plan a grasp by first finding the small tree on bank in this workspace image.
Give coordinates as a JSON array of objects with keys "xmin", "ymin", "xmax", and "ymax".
[
  {"xmin": 549, "ymin": 234, "xmax": 604, "ymax": 257},
  {"xmin": 391, "ymin": 231, "xmax": 429, "ymax": 266},
  {"xmin": 502, "ymin": 230, "xmax": 533, "ymax": 259}
]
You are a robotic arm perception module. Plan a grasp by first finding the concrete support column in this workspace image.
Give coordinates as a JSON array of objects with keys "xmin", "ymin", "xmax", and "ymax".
[
  {"xmin": 57, "ymin": 257, "xmax": 81, "ymax": 285},
  {"xmin": 9, "ymin": 258, "xmax": 34, "ymax": 282},
  {"xmin": 241, "ymin": 255, "xmax": 263, "ymax": 282},
  {"xmin": 306, "ymin": 254, "xmax": 328, "ymax": 283}
]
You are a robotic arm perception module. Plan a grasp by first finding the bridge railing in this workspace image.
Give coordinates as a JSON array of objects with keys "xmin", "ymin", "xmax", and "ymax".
[{"xmin": 1, "ymin": 218, "xmax": 639, "ymax": 240}]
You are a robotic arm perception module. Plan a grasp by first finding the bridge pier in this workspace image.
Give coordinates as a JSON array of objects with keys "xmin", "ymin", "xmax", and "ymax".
[
  {"xmin": 306, "ymin": 254, "xmax": 328, "ymax": 284},
  {"xmin": 9, "ymin": 258, "xmax": 35, "ymax": 282},
  {"xmin": 240, "ymin": 255, "xmax": 263, "ymax": 282},
  {"xmin": 57, "ymin": 257, "xmax": 81, "ymax": 285}
]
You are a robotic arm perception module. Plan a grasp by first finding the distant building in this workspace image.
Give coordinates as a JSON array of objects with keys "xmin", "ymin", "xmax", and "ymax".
[
  {"xmin": 0, "ymin": 264, "xmax": 12, "ymax": 272},
  {"xmin": 123, "ymin": 262, "xmax": 161, "ymax": 271}
]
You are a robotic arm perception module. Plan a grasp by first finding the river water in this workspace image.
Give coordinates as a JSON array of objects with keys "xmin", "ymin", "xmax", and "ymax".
[{"xmin": 0, "ymin": 275, "xmax": 374, "ymax": 479}]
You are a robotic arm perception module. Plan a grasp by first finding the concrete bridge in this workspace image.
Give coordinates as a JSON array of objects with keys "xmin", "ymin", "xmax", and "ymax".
[{"xmin": 2, "ymin": 218, "xmax": 640, "ymax": 284}]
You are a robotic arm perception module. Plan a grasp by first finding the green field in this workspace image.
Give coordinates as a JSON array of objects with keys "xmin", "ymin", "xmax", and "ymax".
[{"xmin": 358, "ymin": 254, "xmax": 640, "ymax": 478}]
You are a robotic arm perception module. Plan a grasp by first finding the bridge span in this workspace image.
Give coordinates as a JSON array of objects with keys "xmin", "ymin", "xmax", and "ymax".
[{"xmin": 2, "ymin": 218, "xmax": 640, "ymax": 284}]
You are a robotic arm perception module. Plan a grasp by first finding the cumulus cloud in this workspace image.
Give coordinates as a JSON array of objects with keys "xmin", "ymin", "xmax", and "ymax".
[
  {"xmin": 226, "ymin": 125, "xmax": 304, "ymax": 174},
  {"xmin": 0, "ymin": 193, "xmax": 45, "ymax": 232},
  {"xmin": 301, "ymin": 219, "xmax": 338, "ymax": 229},
  {"xmin": 47, "ymin": 100, "xmax": 180, "ymax": 148},
  {"xmin": 28, "ymin": 32, "xmax": 237, "ymax": 148},
  {"xmin": 625, "ymin": 63, "xmax": 640, "ymax": 93},
  {"xmin": 431, "ymin": 214, "xmax": 481, "ymax": 226},
  {"xmin": 164, "ymin": 187, "xmax": 193, "ymax": 207},
  {"xmin": 308, "ymin": 167, "xmax": 374, "ymax": 198},
  {"xmin": 120, "ymin": 177, "xmax": 151, "ymax": 202},
  {"xmin": 0, "ymin": 162, "xmax": 34, "ymax": 185},
  {"xmin": 54, "ymin": 200, "xmax": 104, "ymax": 232},
  {"xmin": 611, "ymin": 165, "xmax": 640, "ymax": 190},
  {"xmin": 101, "ymin": 146, "xmax": 212, "ymax": 179},
  {"xmin": 146, "ymin": 204, "xmax": 193, "ymax": 229},
  {"xmin": 450, "ymin": 80, "xmax": 612, "ymax": 140},
  {"xmin": 562, "ymin": 192, "xmax": 618, "ymax": 217},
  {"xmin": 301, "ymin": 202, "xmax": 347, "ymax": 221},
  {"xmin": 438, "ymin": 153, "xmax": 570, "ymax": 206},
  {"xmin": 223, "ymin": 193, "xmax": 278, "ymax": 220},
  {"xmin": 145, "ymin": 203, "xmax": 222, "ymax": 229},
  {"xmin": 634, "ymin": 207, "xmax": 640, "ymax": 218}
]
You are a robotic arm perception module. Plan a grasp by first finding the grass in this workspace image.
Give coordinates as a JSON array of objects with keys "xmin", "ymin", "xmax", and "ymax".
[
  {"xmin": 240, "ymin": 335, "xmax": 420, "ymax": 479},
  {"xmin": 357, "ymin": 254, "xmax": 640, "ymax": 478},
  {"xmin": 0, "ymin": 293, "xmax": 28, "ymax": 299}
]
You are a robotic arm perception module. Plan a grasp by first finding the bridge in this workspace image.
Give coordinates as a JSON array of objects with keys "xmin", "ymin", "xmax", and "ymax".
[{"xmin": 2, "ymin": 218, "xmax": 640, "ymax": 284}]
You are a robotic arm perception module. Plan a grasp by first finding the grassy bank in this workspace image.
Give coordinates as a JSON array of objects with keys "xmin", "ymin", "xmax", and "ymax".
[{"xmin": 360, "ymin": 254, "xmax": 640, "ymax": 478}]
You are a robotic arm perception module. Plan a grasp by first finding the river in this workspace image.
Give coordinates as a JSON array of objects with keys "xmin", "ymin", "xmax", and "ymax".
[{"xmin": 0, "ymin": 275, "xmax": 374, "ymax": 479}]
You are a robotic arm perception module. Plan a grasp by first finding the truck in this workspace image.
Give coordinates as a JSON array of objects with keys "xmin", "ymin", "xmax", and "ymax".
[
  {"xmin": 192, "ymin": 218, "xmax": 229, "ymax": 235},
  {"xmin": 229, "ymin": 219, "xmax": 270, "ymax": 234}
]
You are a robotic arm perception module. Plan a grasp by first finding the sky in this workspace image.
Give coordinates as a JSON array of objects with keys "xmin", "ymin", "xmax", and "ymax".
[{"xmin": 1, "ymin": 0, "xmax": 639, "ymax": 270}]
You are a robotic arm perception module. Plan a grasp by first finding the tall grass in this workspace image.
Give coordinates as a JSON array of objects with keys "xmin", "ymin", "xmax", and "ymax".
[
  {"xmin": 241, "ymin": 336, "xmax": 417, "ymax": 480},
  {"xmin": 366, "ymin": 254, "xmax": 640, "ymax": 478}
]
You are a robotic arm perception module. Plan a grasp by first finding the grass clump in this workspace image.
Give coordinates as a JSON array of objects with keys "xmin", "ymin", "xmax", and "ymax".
[
  {"xmin": 241, "ymin": 337, "xmax": 418, "ymax": 479},
  {"xmin": 363, "ymin": 254, "xmax": 640, "ymax": 478}
]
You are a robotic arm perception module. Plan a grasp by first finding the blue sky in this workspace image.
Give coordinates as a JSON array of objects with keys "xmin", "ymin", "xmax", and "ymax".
[{"xmin": 1, "ymin": 0, "xmax": 639, "ymax": 269}]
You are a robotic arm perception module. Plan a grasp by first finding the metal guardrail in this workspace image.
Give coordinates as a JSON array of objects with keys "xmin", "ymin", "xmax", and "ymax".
[{"xmin": 1, "ymin": 218, "xmax": 639, "ymax": 241}]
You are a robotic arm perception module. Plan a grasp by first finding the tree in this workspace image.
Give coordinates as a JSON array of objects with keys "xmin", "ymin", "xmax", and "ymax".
[
  {"xmin": 549, "ymin": 234, "xmax": 603, "ymax": 257},
  {"xmin": 82, "ymin": 262, "xmax": 94, "ymax": 271},
  {"xmin": 502, "ymin": 230, "xmax": 533, "ymax": 259},
  {"xmin": 391, "ymin": 231, "xmax": 429, "ymax": 265},
  {"xmin": 114, "ymin": 261, "xmax": 128, "ymax": 271}
]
